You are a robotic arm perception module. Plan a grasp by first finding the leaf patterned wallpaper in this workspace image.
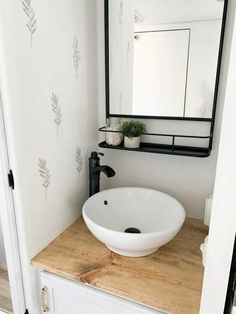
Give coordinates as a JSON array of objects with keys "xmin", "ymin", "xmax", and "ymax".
[
  {"xmin": 119, "ymin": 1, "xmax": 124, "ymax": 24},
  {"xmin": 38, "ymin": 158, "xmax": 50, "ymax": 197},
  {"xmin": 22, "ymin": 0, "xmax": 37, "ymax": 46},
  {"xmin": 72, "ymin": 35, "xmax": 81, "ymax": 79},
  {"xmin": 0, "ymin": 2, "xmax": 97, "ymax": 310},
  {"xmin": 20, "ymin": 2, "xmax": 90, "ymax": 198},
  {"xmin": 76, "ymin": 147, "xmax": 83, "ymax": 180},
  {"xmin": 51, "ymin": 92, "xmax": 62, "ymax": 135}
]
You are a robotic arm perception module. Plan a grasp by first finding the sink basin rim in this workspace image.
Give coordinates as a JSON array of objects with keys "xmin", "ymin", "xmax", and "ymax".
[{"xmin": 82, "ymin": 187, "xmax": 185, "ymax": 237}]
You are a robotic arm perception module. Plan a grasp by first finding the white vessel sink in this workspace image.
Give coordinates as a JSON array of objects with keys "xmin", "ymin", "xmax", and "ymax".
[{"xmin": 82, "ymin": 187, "xmax": 185, "ymax": 257}]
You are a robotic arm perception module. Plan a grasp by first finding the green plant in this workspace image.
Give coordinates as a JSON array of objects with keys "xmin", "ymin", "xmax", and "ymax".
[{"xmin": 121, "ymin": 120, "xmax": 146, "ymax": 139}]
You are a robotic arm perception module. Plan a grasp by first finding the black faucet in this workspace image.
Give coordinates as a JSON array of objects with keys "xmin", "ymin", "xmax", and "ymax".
[{"xmin": 89, "ymin": 151, "xmax": 115, "ymax": 197}]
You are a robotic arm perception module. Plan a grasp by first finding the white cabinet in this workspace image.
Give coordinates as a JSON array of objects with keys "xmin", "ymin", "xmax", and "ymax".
[{"xmin": 40, "ymin": 272, "xmax": 164, "ymax": 314}]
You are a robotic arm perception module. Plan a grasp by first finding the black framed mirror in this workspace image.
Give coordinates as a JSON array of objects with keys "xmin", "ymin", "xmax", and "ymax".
[
  {"xmin": 105, "ymin": 0, "xmax": 227, "ymax": 121},
  {"xmin": 100, "ymin": 0, "xmax": 228, "ymax": 157}
]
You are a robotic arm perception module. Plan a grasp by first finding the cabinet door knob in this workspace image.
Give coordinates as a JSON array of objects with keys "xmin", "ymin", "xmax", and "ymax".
[{"xmin": 40, "ymin": 287, "xmax": 49, "ymax": 312}]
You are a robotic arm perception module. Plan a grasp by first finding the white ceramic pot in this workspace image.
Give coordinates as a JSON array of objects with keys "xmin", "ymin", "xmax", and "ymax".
[{"xmin": 124, "ymin": 136, "xmax": 140, "ymax": 149}]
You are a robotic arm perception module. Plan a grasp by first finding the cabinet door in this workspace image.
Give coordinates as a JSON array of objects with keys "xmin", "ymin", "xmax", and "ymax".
[{"xmin": 40, "ymin": 272, "xmax": 164, "ymax": 314}]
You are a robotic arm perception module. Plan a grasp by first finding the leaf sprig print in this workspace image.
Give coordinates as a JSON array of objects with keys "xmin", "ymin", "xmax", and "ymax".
[
  {"xmin": 126, "ymin": 41, "xmax": 131, "ymax": 62},
  {"xmin": 72, "ymin": 36, "xmax": 81, "ymax": 78},
  {"xmin": 22, "ymin": 0, "xmax": 36, "ymax": 46},
  {"xmin": 119, "ymin": 1, "xmax": 123, "ymax": 24},
  {"xmin": 76, "ymin": 147, "xmax": 83, "ymax": 180},
  {"xmin": 38, "ymin": 158, "xmax": 50, "ymax": 197},
  {"xmin": 51, "ymin": 93, "xmax": 62, "ymax": 134}
]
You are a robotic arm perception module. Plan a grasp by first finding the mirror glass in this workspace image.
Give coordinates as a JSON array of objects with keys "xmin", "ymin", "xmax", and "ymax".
[
  {"xmin": 232, "ymin": 302, "xmax": 236, "ymax": 314},
  {"xmin": 108, "ymin": 0, "xmax": 225, "ymax": 119}
]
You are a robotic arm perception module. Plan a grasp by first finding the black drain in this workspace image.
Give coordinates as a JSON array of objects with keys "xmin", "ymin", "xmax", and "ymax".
[{"xmin": 124, "ymin": 227, "xmax": 141, "ymax": 234}]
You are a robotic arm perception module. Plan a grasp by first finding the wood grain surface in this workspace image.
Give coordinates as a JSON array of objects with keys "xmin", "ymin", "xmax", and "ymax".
[
  {"xmin": 0, "ymin": 268, "xmax": 13, "ymax": 313},
  {"xmin": 31, "ymin": 217, "xmax": 208, "ymax": 314}
]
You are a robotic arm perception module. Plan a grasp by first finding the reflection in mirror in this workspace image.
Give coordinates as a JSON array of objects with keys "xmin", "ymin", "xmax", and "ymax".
[
  {"xmin": 108, "ymin": 0, "xmax": 224, "ymax": 118},
  {"xmin": 233, "ymin": 302, "xmax": 236, "ymax": 314}
]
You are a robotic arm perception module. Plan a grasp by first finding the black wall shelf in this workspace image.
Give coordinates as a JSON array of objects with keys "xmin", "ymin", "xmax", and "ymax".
[
  {"xmin": 99, "ymin": 141, "xmax": 210, "ymax": 158},
  {"xmin": 98, "ymin": 127, "xmax": 212, "ymax": 158}
]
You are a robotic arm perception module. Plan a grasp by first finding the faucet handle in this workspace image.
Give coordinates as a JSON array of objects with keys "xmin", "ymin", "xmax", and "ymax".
[
  {"xmin": 91, "ymin": 151, "xmax": 104, "ymax": 158},
  {"xmin": 98, "ymin": 152, "xmax": 104, "ymax": 156}
]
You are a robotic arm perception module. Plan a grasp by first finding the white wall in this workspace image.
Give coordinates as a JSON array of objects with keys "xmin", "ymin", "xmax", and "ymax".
[
  {"xmin": 0, "ymin": 0, "xmax": 97, "ymax": 313},
  {"xmin": 97, "ymin": 0, "xmax": 228, "ymax": 219},
  {"xmin": 0, "ymin": 217, "xmax": 6, "ymax": 268}
]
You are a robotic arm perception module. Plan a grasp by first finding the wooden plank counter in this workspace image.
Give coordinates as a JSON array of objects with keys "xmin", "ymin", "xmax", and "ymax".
[{"xmin": 31, "ymin": 217, "xmax": 208, "ymax": 314}]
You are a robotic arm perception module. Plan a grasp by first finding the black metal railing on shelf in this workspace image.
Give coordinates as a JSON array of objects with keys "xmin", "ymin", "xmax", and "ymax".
[
  {"xmin": 98, "ymin": 126, "xmax": 213, "ymax": 157},
  {"xmin": 99, "ymin": 126, "xmax": 212, "ymax": 145}
]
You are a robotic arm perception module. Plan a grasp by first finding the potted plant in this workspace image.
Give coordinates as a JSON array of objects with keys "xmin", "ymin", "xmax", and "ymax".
[{"xmin": 121, "ymin": 120, "xmax": 146, "ymax": 149}]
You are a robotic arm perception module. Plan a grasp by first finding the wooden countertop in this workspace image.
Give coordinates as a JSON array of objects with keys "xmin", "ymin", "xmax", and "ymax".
[{"xmin": 31, "ymin": 217, "xmax": 208, "ymax": 314}]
